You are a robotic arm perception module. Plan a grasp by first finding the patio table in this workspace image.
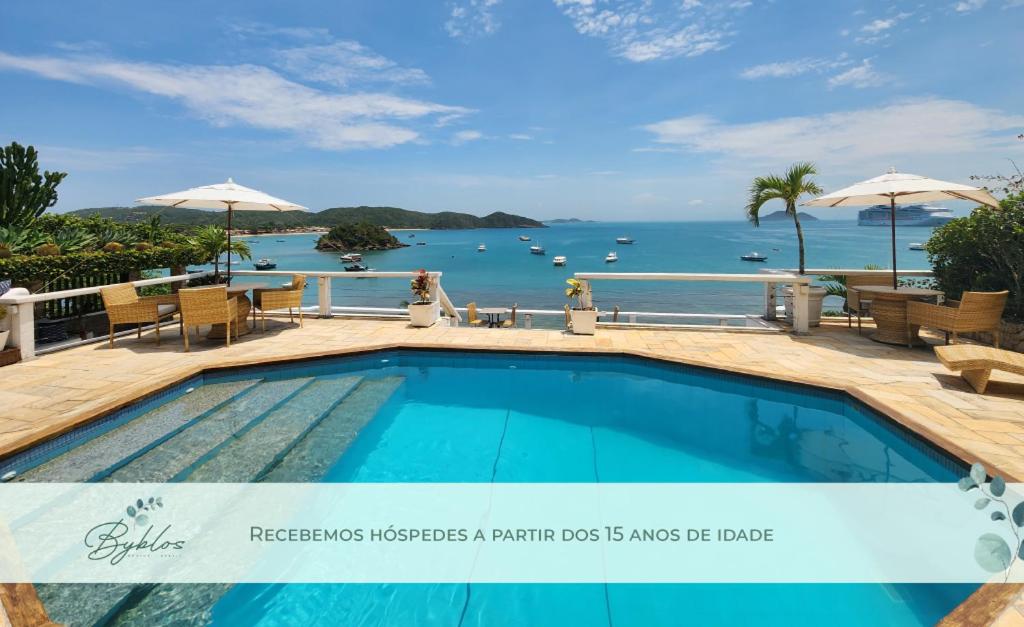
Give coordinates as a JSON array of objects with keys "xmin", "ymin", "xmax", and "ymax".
[
  {"xmin": 477, "ymin": 307, "xmax": 505, "ymax": 328},
  {"xmin": 856, "ymin": 286, "xmax": 944, "ymax": 346},
  {"xmin": 206, "ymin": 283, "xmax": 267, "ymax": 339}
]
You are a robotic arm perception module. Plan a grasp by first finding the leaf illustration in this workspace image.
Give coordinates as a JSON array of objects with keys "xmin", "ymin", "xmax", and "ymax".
[
  {"xmin": 127, "ymin": 506, "xmax": 136, "ymax": 517},
  {"xmin": 976, "ymin": 498, "xmax": 992, "ymax": 510},
  {"xmin": 148, "ymin": 497, "xmax": 155, "ymax": 504},
  {"xmin": 136, "ymin": 499, "xmax": 144, "ymax": 510},
  {"xmin": 970, "ymin": 463, "xmax": 987, "ymax": 486},
  {"xmin": 992, "ymin": 477, "xmax": 1006, "ymax": 497},
  {"xmin": 993, "ymin": 511, "xmax": 1007, "ymax": 521},
  {"xmin": 135, "ymin": 514, "xmax": 149, "ymax": 526},
  {"xmin": 975, "ymin": 533, "xmax": 1012, "ymax": 573},
  {"xmin": 1013, "ymin": 502, "xmax": 1024, "ymax": 527},
  {"xmin": 959, "ymin": 477, "xmax": 977, "ymax": 492},
  {"xmin": 1019, "ymin": 540, "xmax": 1024, "ymax": 561}
]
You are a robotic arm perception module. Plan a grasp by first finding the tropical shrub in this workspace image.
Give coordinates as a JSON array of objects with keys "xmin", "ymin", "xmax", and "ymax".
[
  {"xmin": 0, "ymin": 142, "xmax": 67, "ymax": 228},
  {"xmin": 188, "ymin": 225, "xmax": 251, "ymax": 277},
  {"xmin": 745, "ymin": 162, "xmax": 823, "ymax": 274},
  {"xmin": 103, "ymin": 242, "xmax": 125, "ymax": 253},
  {"xmin": 34, "ymin": 243, "xmax": 61, "ymax": 256},
  {"xmin": 0, "ymin": 246, "xmax": 206, "ymax": 285},
  {"xmin": 410, "ymin": 269, "xmax": 431, "ymax": 303},
  {"xmin": 928, "ymin": 193, "xmax": 1024, "ymax": 321}
]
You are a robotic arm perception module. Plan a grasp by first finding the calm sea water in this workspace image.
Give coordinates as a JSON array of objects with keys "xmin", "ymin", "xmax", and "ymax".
[{"xmin": 216, "ymin": 220, "xmax": 938, "ymax": 317}]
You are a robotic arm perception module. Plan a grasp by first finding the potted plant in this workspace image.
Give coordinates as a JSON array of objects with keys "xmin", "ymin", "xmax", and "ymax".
[
  {"xmin": 0, "ymin": 278, "xmax": 10, "ymax": 350},
  {"xmin": 565, "ymin": 278, "xmax": 598, "ymax": 335},
  {"xmin": 408, "ymin": 269, "xmax": 440, "ymax": 327}
]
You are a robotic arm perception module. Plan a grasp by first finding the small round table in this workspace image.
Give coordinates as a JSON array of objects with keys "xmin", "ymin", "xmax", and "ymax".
[
  {"xmin": 207, "ymin": 283, "xmax": 267, "ymax": 340},
  {"xmin": 856, "ymin": 286, "xmax": 944, "ymax": 346},
  {"xmin": 477, "ymin": 307, "xmax": 505, "ymax": 328}
]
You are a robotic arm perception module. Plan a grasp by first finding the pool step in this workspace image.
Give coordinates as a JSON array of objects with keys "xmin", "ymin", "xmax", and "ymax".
[
  {"xmin": 104, "ymin": 378, "xmax": 312, "ymax": 483},
  {"xmin": 100, "ymin": 377, "xmax": 405, "ymax": 626},
  {"xmin": 263, "ymin": 376, "xmax": 405, "ymax": 482},
  {"xmin": 182, "ymin": 376, "xmax": 363, "ymax": 483},
  {"xmin": 16, "ymin": 380, "xmax": 260, "ymax": 483}
]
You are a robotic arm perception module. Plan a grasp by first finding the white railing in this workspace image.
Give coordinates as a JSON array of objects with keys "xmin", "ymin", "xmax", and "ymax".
[
  {"xmin": 573, "ymin": 272, "xmax": 815, "ymax": 333},
  {"xmin": 0, "ymin": 271, "xmax": 213, "ymax": 361},
  {"xmin": 758, "ymin": 268, "xmax": 935, "ymax": 322}
]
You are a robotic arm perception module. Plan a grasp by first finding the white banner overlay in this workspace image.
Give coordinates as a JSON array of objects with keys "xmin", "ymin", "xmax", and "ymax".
[{"xmin": 1, "ymin": 483, "xmax": 1021, "ymax": 584}]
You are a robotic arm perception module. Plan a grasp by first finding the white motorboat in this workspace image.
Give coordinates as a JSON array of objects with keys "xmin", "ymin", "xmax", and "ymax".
[
  {"xmin": 553, "ymin": 255, "xmax": 567, "ymax": 266},
  {"xmin": 908, "ymin": 243, "xmax": 926, "ymax": 251},
  {"xmin": 530, "ymin": 244, "xmax": 545, "ymax": 255},
  {"xmin": 616, "ymin": 237, "xmax": 634, "ymax": 244},
  {"xmin": 740, "ymin": 252, "xmax": 768, "ymax": 262},
  {"xmin": 518, "ymin": 235, "xmax": 532, "ymax": 241},
  {"xmin": 340, "ymin": 253, "xmax": 363, "ymax": 262},
  {"xmin": 604, "ymin": 251, "xmax": 618, "ymax": 263},
  {"xmin": 477, "ymin": 244, "xmax": 487, "ymax": 252}
]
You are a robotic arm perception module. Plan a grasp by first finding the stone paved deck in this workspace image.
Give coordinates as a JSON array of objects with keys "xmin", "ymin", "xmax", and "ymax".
[{"xmin": 3, "ymin": 317, "xmax": 1024, "ymax": 626}]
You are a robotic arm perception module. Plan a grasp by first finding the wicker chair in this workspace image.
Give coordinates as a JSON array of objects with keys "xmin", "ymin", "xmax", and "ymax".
[
  {"xmin": 252, "ymin": 275, "xmax": 306, "ymax": 332},
  {"xmin": 466, "ymin": 302, "xmax": 485, "ymax": 327},
  {"xmin": 845, "ymin": 275, "xmax": 890, "ymax": 334},
  {"xmin": 178, "ymin": 286, "xmax": 239, "ymax": 352},
  {"xmin": 906, "ymin": 290, "xmax": 1008, "ymax": 348},
  {"xmin": 100, "ymin": 283, "xmax": 181, "ymax": 348},
  {"xmin": 564, "ymin": 304, "xmax": 572, "ymax": 331},
  {"xmin": 502, "ymin": 303, "xmax": 518, "ymax": 328}
]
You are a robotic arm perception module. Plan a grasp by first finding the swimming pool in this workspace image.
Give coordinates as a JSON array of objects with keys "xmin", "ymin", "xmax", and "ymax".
[{"xmin": 6, "ymin": 349, "xmax": 975, "ymax": 626}]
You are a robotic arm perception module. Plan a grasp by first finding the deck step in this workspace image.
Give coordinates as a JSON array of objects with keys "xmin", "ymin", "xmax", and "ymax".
[
  {"xmin": 103, "ymin": 378, "xmax": 311, "ymax": 483},
  {"xmin": 183, "ymin": 376, "xmax": 363, "ymax": 483},
  {"xmin": 263, "ymin": 376, "xmax": 404, "ymax": 482},
  {"xmin": 17, "ymin": 380, "xmax": 260, "ymax": 483}
]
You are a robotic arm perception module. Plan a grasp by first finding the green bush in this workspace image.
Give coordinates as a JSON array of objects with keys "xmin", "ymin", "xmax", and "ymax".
[
  {"xmin": 928, "ymin": 193, "xmax": 1024, "ymax": 322},
  {"xmin": 0, "ymin": 246, "xmax": 206, "ymax": 285}
]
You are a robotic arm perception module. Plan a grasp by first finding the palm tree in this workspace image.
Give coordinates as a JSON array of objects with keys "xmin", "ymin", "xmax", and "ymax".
[
  {"xmin": 745, "ymin": 162, "xmax": 823, "ymax": 274},
  {"xmin": 189, "ymin": 225, "xmax": 251, "ymax": 279}
]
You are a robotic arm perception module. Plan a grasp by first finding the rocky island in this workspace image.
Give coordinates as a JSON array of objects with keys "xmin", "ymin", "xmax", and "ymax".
[{"xmin": 315, "ymin": 223, "xmax": 408, "ymax": 251}]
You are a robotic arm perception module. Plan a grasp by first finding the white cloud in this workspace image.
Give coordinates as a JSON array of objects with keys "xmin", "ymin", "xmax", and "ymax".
[
  {"xmin": 954, "ymin": 0, "xmax": 986, "ymax": 11},
  {"xmin": 688, "ymin": 198, "xmax": 704, "ymax": 205},
  {"xmin": 275, "ymin": 41, "xmax": 430, "ymax": 87},
  {"xmin": 740, "ymin": 55, "xmax": 850, "ymax": 79},
  {"xmin": 452, "ymin": 129, "xmax": 484, "ymax": 144},
  {"xmin": 37, "ymin": 145, "xmax": 173, "ymax": 171},
  {"xmin": 552, "ymin": 0, "xmax": 748, "ymax": 62},
  {"xmin": 827, "ymin": 59, "xmax": 888, "ymax": 89},
  {"xmin": 855, "ymin": 12, "xmax": 911, "ymax": 43},
  {"xmin": 446, "ymin": 0, "xmax": 503, "ymax": 39},
  {"xmin": 0, "ymin": 51, "xmax": 471, "ymax": 151},
  {"xmin": 508, "ymin": 133, "xmax": 533, "ymax": 140},
  {"xmin": 640, "ymin": 98, "xmax": 1024, "ymax": 170}
]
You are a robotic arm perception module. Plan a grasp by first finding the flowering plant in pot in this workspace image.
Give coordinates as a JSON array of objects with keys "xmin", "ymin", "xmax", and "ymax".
[
  {"xmin": 565, "ymin": 278, "xmax": 598, "ymax": 335},
  {"xmin": 408, "ymin": 269, "xmax": 439, "ymax": 327}
]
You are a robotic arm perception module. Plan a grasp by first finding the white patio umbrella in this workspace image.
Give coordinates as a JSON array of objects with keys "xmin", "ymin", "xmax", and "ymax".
[
  {"xmin": 137, "ymin": 178, "xmax": 308, "ymax": 282},
  {"xmin": 803, "ymin": 168, "xmax": 1000, "ymax": 289}
]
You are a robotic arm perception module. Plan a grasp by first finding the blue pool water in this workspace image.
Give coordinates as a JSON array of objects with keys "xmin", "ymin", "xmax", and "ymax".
[{"xmin": 15, "ymin": 350, "xmax": 975, "ymax": 626}]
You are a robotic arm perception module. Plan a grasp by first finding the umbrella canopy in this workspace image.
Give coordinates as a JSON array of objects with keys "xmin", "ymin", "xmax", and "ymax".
[
  {"xmin": 137, "ymin": 178, "xmax": 308, "ymax": 281},
  {"xmin": 803, "ymin": 169, "xmax": 1000, "ymax": 288}
]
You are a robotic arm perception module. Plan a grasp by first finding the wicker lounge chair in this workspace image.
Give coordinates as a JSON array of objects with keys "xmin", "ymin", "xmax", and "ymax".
[
  {"xmin": 252, "ymin": 274, "xmax": 306, "ymax": 332},
  {"xmin": 906, "ymin": 290, "xmax": 1008, "ymax": 348},
  {"xmin": 100, "ymin": 283, "xmax": 181, "ymax": 348},
  {"xmin": 178, "ymin": 286, "xmax": 239, "ymax": 351},
  {"xmin": 845, "ymin": 275, "xmax": 889, "ymax": 333},
  {"xmin": 502, "ymin": 304, "xmax": 518, "ymax": 328},
  {"xmin": 935, "ymin": 344, "xmax": 1024, "ymax": 393},
  {"xmin": 466, "ymin": 302, "xmax": 485, "ymax": 327}
]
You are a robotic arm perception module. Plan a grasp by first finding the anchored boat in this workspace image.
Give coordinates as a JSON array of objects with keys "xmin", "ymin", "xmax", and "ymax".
[
  {"xmin": 253, "ymin": 258, "xmax": 277, "ymax": 270},
  {"xmin": 518, "ymin": 235, "xmax": 532, "ymax": 241},
  {"xmin": 908, "ymin": 243, "xmax": 926, "ymax": 251},
  {"xmin": 553, "ymin": 255, "xmax": 567, "ymax": 266},
  {"xmin": 604, "ymin": 251, "xmax": 618, "ymax": 263},
  {"xmin": 616, "ymin": 237, "xmax": 635, "ymax": 244},
  {"xmin": 477, "ymin": 244, "xmax": 487, "ymax": 252},
  {"xmin": 740, "ymin": 252, "xmax": 767, "ymax": 262},
  {"xmin": 339, "ymin": 253, "xmax": 362, "ymax": 262},
  {"xmin": 530, "ymin": 244, "xmax": 545, "ymax": 255}
]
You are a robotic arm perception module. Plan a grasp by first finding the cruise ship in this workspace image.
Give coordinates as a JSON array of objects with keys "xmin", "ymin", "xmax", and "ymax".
[{"xmin": 857, "ymin": 204, "xmax": 954, "ymax": 227}]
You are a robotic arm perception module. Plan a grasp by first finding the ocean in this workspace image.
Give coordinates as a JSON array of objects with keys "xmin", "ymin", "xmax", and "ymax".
[{"xmin": 215, "ymin": 220, "xmax": 939, "ymax": 321}]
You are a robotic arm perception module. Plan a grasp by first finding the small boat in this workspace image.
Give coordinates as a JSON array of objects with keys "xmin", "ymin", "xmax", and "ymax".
[
  {"xmin": 416, "ymin": 242, "xmax": 427, "ymax": 246},
  {"xmin": 604, "ymin": 251, "xmax": 618, "ymax": 263},
  {"xmin": 339, "ymin": 253, "xmax": 362, "ymax": 262},
  {"xmin": 408, "ymin": 234, "xmax": 415, "ymax": 238},
  {"xmin": 276, "ymin": 239, "xmax": 286, "ymax": 243},
  {"xmin": 253, "ymin": 258, "xmax": 277, "ymax": 270},
  {"xmin": 553, "ymin": 256, "xmax": 567, "ymax": 266},
  {"xmin": 344, "ymin": 263, "xmax": 369, "ymax": 272},
  {"xmin": 477, "ymin": 244, "xmax": 487, "ymax": 252},
  {"xmin": 616, "ymin": 237, "xmax": 635, "ymax": 244},
  {"xmin": 518, "ymin": 235, "xmax": 532, "ymax": 241},
  {"xmin": 530, "ymin": 244, "xmax": 545, "ymax": 255},
  {"xmin": 740, "ymin": 252, "xmax": 768, "ymax": 262},
  {"xmin": 908, "ymin": 242, "xmax": 926, "ymax": 251}
]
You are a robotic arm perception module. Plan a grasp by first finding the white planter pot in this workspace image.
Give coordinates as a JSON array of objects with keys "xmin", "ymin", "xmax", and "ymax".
[
  {"xmin": 570, "ymin": 309, "xmax": 598, "ymax": 335},
  {"xmin": 408, "ymin": 301, "xmax": 440, "ymax": 328},
  {"xmin": 783, "ymin": 286, "xmax": 827, "ymax": 328},
  {"xmin": 0, "ymin": 330, "xmax": 8, "ymax": 351}
]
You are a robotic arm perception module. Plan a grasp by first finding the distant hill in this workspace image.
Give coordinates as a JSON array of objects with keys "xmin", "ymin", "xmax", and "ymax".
[
  {"xmin": 545, "ymin": 218, "xmax": 596, "ymax": 224},
  {"xmin": 758, "ymin": 210, "xmax": 819, "ymax": 222},
  {"xmin": 68, "ymin": 205, "xmax": 546, "ymax": 231}
]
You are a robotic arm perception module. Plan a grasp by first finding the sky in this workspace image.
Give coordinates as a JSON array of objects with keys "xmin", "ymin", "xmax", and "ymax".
[{"xmin": 0, "ymin": 0, "xmax": 1022, "ymax": 221}]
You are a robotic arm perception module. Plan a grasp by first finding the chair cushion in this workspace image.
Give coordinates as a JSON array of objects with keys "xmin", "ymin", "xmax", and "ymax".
[{"xmin": 157, "ymin": 304, "xmax": 178, "ymax": 316}]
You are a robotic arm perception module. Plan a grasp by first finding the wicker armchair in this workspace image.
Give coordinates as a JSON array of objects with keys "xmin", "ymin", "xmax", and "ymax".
[
  {"xmin": 100, "ymin": 283, "xmax": 181, "ymax": 348},
  {"xmin": 845, "ymin": 275, "xmax": 889, "ymax": 334},
  {"xmin": 178, "ymin": 286, "xmax": 239, "ymax": 351},
  {"xmin": 906, "ymin": 290, "xmax": 1008, "ymax": 348},
  {"xmin": 251, "ymin": 275, "xmax": 306, "ymax": 332},
  {"xmin": 466, "ymin": 302, "xmax": 485, "ymax": 327}
]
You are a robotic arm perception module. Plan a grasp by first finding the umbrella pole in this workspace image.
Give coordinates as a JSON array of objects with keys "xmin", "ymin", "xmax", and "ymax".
[
  {"xmin": 225, "ymin": 205, "xmax": 231, "ymax": 284},
  {"xmin": 890, "ymin": 196, "xmax": 897, "ymax": 289}
]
